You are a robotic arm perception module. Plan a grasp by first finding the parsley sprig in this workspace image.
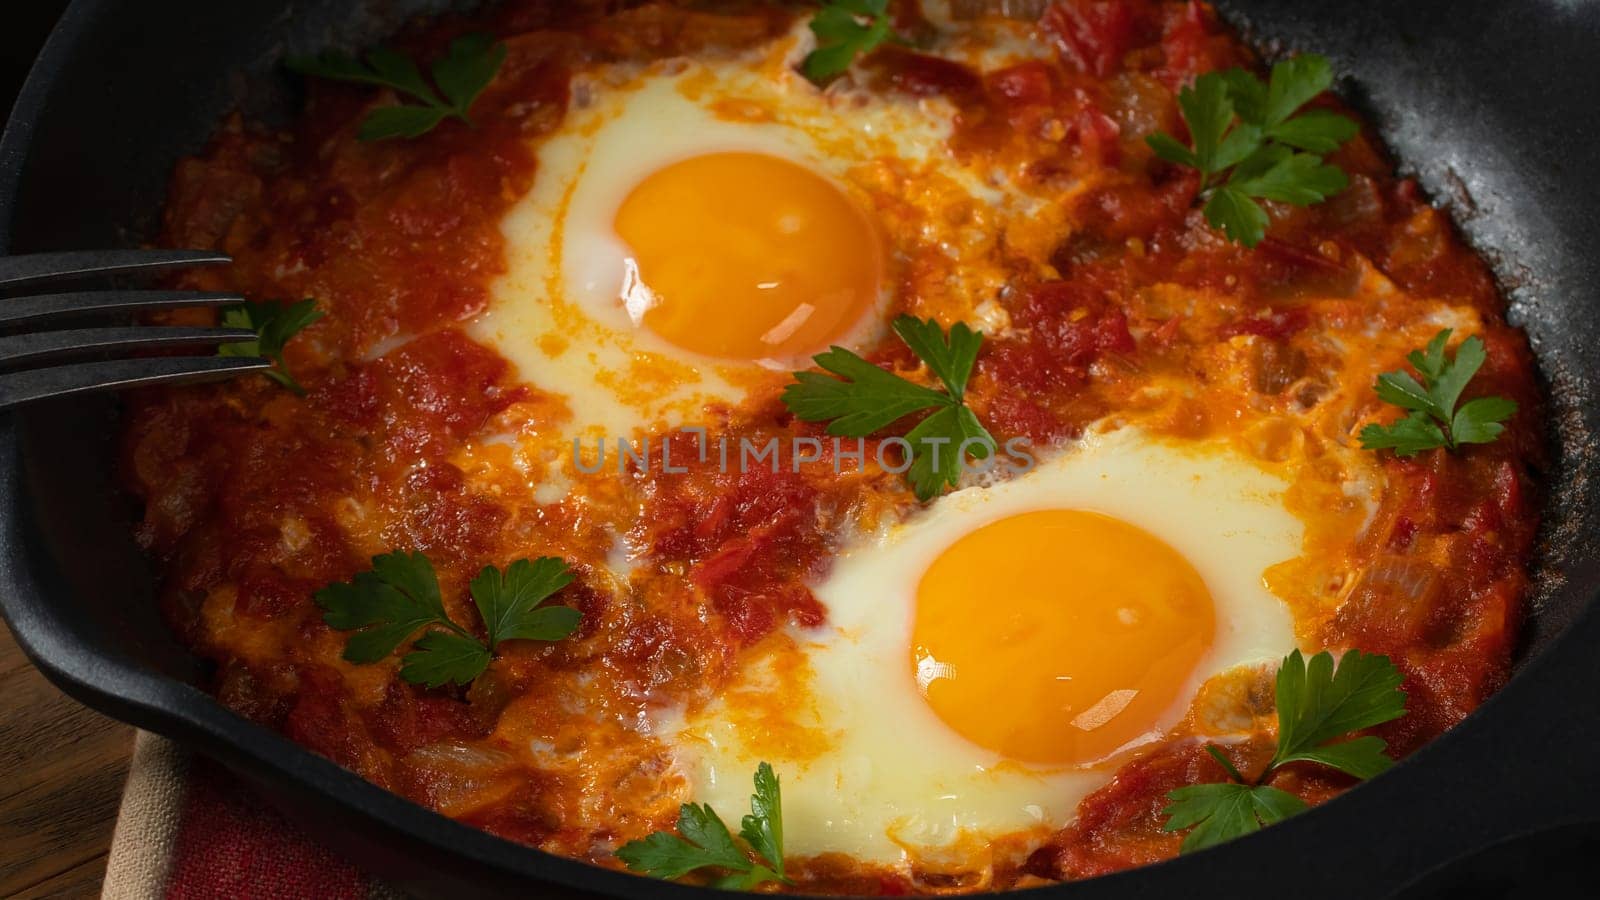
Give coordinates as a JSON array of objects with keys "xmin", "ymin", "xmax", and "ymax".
[
  {"xmin": 802, "ymin": 0, "xmax": 900, "ymax": 83},
  {"xmin": 1359, "ymin": 329, "xmax": 1518, "ymax": 457},
  {"xmin": 782, "ymin": 315, "xmax": 995, "ymax": 501},
  {"xmin": 218, "ymin": 299, "xmax": 323, "ymax": 394},
  {"xmin": 1147, "ymin": 55, "xmax": 1358, "ymax": 246},
  {"xmin": 616, "ymin": 762, "xmax": 790, "ymax": 889},
  {"xmin": 288, "ymin": 34, "xmax": 507, "ymax": 140},
  {"xmin": 1162, "ymin": 649, "xmax": 1407, "ymax": 854},
  {"xmin": 315, "ymin": 553, "xmax": 579, "ymax": 688}
]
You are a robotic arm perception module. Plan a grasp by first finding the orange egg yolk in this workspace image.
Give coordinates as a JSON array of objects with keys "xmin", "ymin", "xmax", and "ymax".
[
  {"xmin": 613, "ymin": 152, "xmax": 882, "ymax": 361},
  {"xmin": 912, "ymin": 509, "xmax": 1216, "ymax": 766}
]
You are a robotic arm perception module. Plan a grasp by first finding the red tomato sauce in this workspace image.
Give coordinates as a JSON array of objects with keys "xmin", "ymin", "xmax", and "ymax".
[{"xmin": 123, "ymin": 0, "xmax": 1544, "ymax": 892}]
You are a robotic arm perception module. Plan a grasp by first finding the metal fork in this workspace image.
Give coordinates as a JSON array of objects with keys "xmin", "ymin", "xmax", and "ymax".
[{"xmin": 0, "ymin": 249, "xmax": 269, "ymax": 409}]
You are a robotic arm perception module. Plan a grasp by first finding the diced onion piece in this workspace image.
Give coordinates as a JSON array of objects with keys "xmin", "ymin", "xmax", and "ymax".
[
  {"xmin": 1339, "ymin": 556, "xmax": 1442, "ymax": 644},
  {"xmin": 949, "ymin": 0, "xmax": 1051, "ymax": 20}
]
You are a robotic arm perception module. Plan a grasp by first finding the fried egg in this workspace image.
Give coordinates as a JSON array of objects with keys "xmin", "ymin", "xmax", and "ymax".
[
  {"xmin": 657, "ymin": 426, "xmax": 1301, "ymax": 865},
  {"xmin": 473, "ymin": 40, "xmax": 1002, "ymax": 439}
]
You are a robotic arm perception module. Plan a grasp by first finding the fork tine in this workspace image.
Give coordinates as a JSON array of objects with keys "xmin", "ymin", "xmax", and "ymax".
[
  {"xmin": 0, "ymin": 290, "xmax": 245, "ymax": 326},
  {"xmin": 0, "ymin": 250, "xmax": 231, "ymax": 289},
  {"xmin": 0, "ymin": 356, "xmax": 272, "ymax": 409},
  {"xmin": 0, "ymin": 327, "xmax": 258, "ymax": 369}
]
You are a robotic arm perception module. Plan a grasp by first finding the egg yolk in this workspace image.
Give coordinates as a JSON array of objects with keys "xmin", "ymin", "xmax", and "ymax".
[
  {"xmin": 613, "ymin": 152, "xmax": 882, "ymax": 361},
  {"xmin": 912, "ymin": 509, "xmax": 1215, "ymax": 766}
]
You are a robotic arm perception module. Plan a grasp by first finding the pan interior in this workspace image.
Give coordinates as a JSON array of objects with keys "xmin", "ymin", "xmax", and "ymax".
[{"xmin": 0, "ymin": 6, "xmax": 1596, "ymax": 898}]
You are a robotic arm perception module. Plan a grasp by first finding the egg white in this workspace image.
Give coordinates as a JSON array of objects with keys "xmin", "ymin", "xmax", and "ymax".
[{"xmin": 655, "ymin": 426, "xmax": 1301, "ymax": 866}]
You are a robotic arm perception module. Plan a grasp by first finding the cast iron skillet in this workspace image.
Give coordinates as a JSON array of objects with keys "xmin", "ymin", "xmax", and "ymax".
[{"xmin": 2, "ymin": 1, "xmax": 1599, "ymax": 897}]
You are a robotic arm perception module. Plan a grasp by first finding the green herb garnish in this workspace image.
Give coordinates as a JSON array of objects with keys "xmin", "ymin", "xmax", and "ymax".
[
  {"xmin": 218, "ymin": 299, "xmax": 322, "ymax": 394},
  {"xmin": 1162, "ymin": 648, "xmax": 1407, "ymax": 854},
  {"xmin": 802, "ymin": 0, "xmax": 899, "ymax": 83},
  {"xmin": 616, "ymin": 762, "xmax": 790, "ymax": 889},
  {"xmin": 315, "ymin": 553, "xmax": 579, "ymax": 688},
  {"xmin": 288, "ymin": 33, "xmax": 507, "ymax": 140},
  {"xmin": 1147, "ymin": 54, "xmax": 1358, "ymax": 246},
  {"xmin": 1358, "ymin": 329, "xmax": 1519, "ymax": 457},
  {"xmin": 782, "ymin": 315, "xmax": 994, "ymax": 501}
]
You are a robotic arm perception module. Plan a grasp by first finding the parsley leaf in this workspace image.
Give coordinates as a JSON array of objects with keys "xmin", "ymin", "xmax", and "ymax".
[
  {"xmin": 616, "ymin": 805, "xmax": 748, "ymax": 882},
  {"xmin": 1267, "ymin": 109, "xmax": 1359, "ymax": 153},
  {"xmin": 360, "ymin": 105, "xmax": 453, "ymax": 141},
  {"xmin": 469, "ymin": 556, "xmax": 580, "ymax": 645},
  {"xmin": 1358, "ymin": 329, "xmax": 1518, "ymax": 456},
  {"xmin": 1161, "ymin": 648, "xmax": 1407, "ymax": 853},
  {"xmin": 802, "ymin": 0, "xmax": 898, "ymax": 83},
  {"xmin": 783, "ymin": 347, "xmax": 948, "ymax": 436},
  {"xmin": 739, "ymin": 762, "xmax": 785, "ymax": 882},
  {"xmin": 1146, "ymin": 54, "xmax": 1357, "ymax": 246},
  {"xmin": 1163, "ymin": 782, "xmax": 1307, "ymax": 854},
  {"xmin": 316, "ymin": 551, "xmax": 454, "ymax": 665},
  {"xmin": 782, "ymin": 315, "xmax": 996, "ymax": 501},
  {"xmin": 1203, "ymin": 186, "xmax": 1271, "ymax": 248},
  {"xmin": 616, "ymin": 762, "xmax": 790, "ymax": 888},
  {"xmin": 400, "ymin": 631, "xmax": 492, "ymax": 689},
  {"xmin": 892, "ymin": 314, "xmax": 982, "ymax": 398},
  {"xmin": 218, "ymin": 299, "xmax": 322, "ymax": 394},
  {"xmin": 1358, "ymin": 412, "xmax": 1448, "ymax": 457},
  {"xmin": 1270, "ymin": 649, "xmax": 1407, "ymax": 777},
  {"xmin": 1228, "ymin": 146, "xmax": 1348, "ymax": 206},
  {"xmin": 1174, "ymin": 71, "xmax": 1235, "ymax": 174},
  {"xmin": 1262, "ymin": 54, "xmax": 1336, "ymax": 127},
  {"xmin": 905, "ymin": 403, "xmax": 992, "ymax": 502},
  {"xmin": 431, "ymin": 33, "xmax": 506, "ymax": 112},
  {"xmin": 288, "ymin": 33, "xmax": 507, "ymax": 141},
  {"xmin": 1452, "ymin": 396, "xmax": 1520, "ymax": 445},
  {"xmin": 315, "ymin": 552, "xmax": 579, "ymax": 688}
]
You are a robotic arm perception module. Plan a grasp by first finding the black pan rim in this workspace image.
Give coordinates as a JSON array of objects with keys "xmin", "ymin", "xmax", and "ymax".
[{"xmin": 2, "ymin": 1, "xmax": 1597, "ymax": 897}]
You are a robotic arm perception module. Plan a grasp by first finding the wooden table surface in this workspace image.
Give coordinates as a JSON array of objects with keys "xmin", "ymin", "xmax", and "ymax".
[{"xmin": 0, "ymin": 621, "xmax": 133, "ymax": 899}]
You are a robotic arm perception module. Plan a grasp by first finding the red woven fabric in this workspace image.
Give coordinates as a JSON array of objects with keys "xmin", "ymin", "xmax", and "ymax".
[{"xmin": 163, "ymin": 759, "xmax": 373, "ymax": 900}]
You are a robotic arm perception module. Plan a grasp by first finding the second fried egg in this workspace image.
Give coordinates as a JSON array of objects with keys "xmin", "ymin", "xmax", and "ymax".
[{"xmin": 657, "ymin": 427, "xmax": 1302, "ymax": 866}]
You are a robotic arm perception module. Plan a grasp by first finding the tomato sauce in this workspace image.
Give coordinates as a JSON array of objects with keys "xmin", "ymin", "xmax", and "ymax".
[{"xmin": 123, "ymin": 0, "xmax": 1544, "ymax": 892}]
